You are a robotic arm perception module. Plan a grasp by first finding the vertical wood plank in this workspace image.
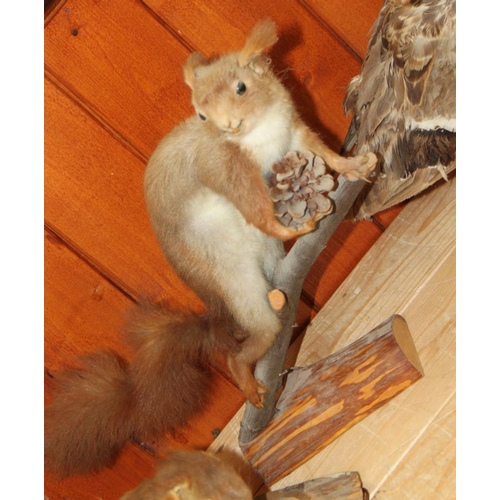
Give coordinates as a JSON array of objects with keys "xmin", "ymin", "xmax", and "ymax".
[
  {"xmin": 300, "ymin": 0, "xmax": 384, "ymax": 59},
  {"xmin": 44, "ymin": 439, "xmax": 159, "ymax": 500},
  {"xmin": 44, "ymin": 229, "xmax": 134, "ymax": 371},
  {"xmin": 44, "ymin": 77, "xmax": 201, "ymax": 307},
  {"xmin": 44, "ymin": 0, "xmax": 192, "ymax": 158},
  {"xmin": 302, "ymin": 219, "xmax": 382, "ymax": 309}
]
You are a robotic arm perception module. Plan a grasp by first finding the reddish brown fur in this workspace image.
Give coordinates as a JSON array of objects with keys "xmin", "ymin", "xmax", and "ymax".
[
  {"xmin": 238, "ymin": 19, "xmax": 277, "ymax": 68},
  {"xmin": 45, "ymin": 304, "xmax": 239, "ymax": 477},
  {"xmin": 195, "ymin": 139, "xmax": 313, "ymax": 240}
]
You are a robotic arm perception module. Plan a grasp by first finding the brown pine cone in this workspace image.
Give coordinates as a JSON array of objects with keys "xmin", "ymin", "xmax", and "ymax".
[{"xmin": 270, "ymin": 150, "xmax": 336, "ymax": 229}]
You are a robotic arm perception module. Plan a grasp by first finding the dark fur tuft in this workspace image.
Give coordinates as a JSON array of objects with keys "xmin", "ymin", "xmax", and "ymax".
[{"xmin": 45, "ymin": 304, "xmax": 238, "ymax": 477}]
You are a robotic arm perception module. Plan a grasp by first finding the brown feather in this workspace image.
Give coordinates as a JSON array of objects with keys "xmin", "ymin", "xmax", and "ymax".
[{"xmin": 343, "ymin": 0, "xmax": 456, "ymax": 219}]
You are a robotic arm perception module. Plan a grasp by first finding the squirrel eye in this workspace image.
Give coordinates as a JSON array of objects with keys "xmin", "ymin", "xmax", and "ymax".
[
  {"xmin": 198, "ymin": 113, "xmax": 207, "ymax": 121},
  {"xmin": 236, "ymin": 81, "xmax": 246, "ymax": 95}
]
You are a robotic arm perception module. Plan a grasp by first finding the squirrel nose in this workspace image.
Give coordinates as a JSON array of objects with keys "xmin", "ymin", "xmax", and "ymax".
[{"xmin": 228, "ymin": 119, "xmax": 242, "ymax": 134}]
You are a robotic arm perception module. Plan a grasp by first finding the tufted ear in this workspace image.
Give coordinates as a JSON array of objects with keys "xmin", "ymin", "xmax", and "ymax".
[
  {"xmin": 238, "ymin": 18, "xmax": 277, "ymax": 71},
  {"xmin": 183, "ymin": 52, "xmax": 208, "ymax": 89}
]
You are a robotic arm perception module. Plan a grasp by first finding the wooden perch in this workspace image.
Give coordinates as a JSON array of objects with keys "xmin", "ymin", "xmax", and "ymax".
[
  {"xmin": 240, "ymin": 176, "xmax": 367, "ymax": 444},
  {"xmin": 254, "ymin": 472, "xmax": 366, "ymax": 499},
  {"xmin": 240, "ymin": 315, "xmax": 423, "ymax": 485}
]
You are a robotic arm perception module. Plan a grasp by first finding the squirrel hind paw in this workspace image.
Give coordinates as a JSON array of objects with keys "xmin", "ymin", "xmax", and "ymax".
[{"xmin": 245, "ymin": 380, "xmax": 268, "ymax": 409}]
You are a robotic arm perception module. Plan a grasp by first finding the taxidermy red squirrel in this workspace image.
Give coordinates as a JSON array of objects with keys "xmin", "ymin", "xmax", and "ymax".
[{"xmin": 44, "ymin": 19, "xmax": 376, "ymax": 477}]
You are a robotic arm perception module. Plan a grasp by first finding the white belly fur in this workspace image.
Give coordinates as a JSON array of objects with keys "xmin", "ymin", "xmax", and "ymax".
[
  {"xmin": 183, "ymin": 188, "xmax": 282, "ymax": 333},
  {"xmin": 239, "ymin": 104, "xmax": 294, "ymax": 174}
]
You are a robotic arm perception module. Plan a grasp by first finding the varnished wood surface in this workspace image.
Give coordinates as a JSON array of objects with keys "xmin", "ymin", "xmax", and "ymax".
[
  {"xmin": 44, "ymin": 1, "xmax": 404, "ymax": 498},
  {"xmin": 241, "ymin": 316, "xmax": 424, "ymax": 485}
]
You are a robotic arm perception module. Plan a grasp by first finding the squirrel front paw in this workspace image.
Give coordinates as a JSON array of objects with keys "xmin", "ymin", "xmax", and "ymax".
[
  {"xmin": 341, "ymin": 152, "xmax": 378, "ymax": 182},
  {"xmin": 293, "ymin": 216, "xmax": 319, "ymax": 235}
]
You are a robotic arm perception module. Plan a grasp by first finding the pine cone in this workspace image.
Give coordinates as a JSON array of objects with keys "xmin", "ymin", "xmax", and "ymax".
[{"xmin": 270, "ymin": 151, "xmax": 336, "ymax": 229}]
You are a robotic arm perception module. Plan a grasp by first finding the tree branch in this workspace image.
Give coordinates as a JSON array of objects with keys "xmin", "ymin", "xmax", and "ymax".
[{"xmin": 239, "ymin": 177, "xmax": 366, "ymax": 444}]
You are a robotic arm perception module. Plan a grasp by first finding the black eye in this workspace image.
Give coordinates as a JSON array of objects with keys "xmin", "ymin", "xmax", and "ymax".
[
  {"xmin": 198, "ymin": 113, "xmax": 206, "ymax": 121},
  {"xmin": 236, "ymin": 81, "xmax": 246, "ymax": 95}
]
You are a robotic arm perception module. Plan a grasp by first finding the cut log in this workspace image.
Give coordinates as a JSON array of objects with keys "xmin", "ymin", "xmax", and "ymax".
[
  {"xmin": 254, "ymin": 472, "xmax": 366, "ymax": 499},
  {"xmin": 241, "ymin": 315, "xmax": 423, "ymax": 485}
]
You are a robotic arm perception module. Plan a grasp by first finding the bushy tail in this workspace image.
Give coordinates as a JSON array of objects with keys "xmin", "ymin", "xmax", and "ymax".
[{"xmin": 44, "ymin": 304, "xmax": 235, "ymax": 477}]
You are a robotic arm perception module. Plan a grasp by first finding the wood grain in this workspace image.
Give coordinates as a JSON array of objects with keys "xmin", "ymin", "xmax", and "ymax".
[
  {"xmin": 255, "ymin": 472, "xmax": 365, "ymax": 499},
  {"xmin": 302, "ymin": 219, "xmax": 382, "ymax": 309},
  {"xmin": 371, "ymin": 394, "xmax": 455, "ymax": 499},
  {"xmin": 44, "ymin": 441, "xmax": 159, "ymax": 500},
  {"xmin": 44, "ymin": 0, "xmax": 192, "ymax": 159},
  {"xmin": 44, "ymin": 229, "xmax": 134, "ymax": 372},
  {"xmin": 241, "ymin": 316, "xmax": 423, "ymax": 485},
  {"xmin": 301, "ymin": 0, "xmax": 384, "ymax": 59},
  {"xmin": 44, "ymin": 76, "xmax": 201, "ymax": 308}
]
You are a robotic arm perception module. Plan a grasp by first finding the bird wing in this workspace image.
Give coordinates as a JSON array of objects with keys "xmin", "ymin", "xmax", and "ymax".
[{"xmin": 343, "ymin": 0, "xmax": 456, "ymax": 219}]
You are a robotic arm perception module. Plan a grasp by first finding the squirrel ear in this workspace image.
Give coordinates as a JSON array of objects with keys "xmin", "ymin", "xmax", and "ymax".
[
  {"xmin": 247, "ymin": 54, "xmax": 272, "ymax": 76},
  {"xmin": 183, "ymin": 52, "xmax": 208, "ymax": 89},
  {"xmin": 238, "ymin": 18, "xmax": 277, "ymax": 69}
]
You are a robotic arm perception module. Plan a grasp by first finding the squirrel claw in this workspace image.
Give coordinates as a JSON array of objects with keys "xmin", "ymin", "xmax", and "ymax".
[
  {"xmin": 341, "ymin": 152, "xmax": 377, "ymax": 183},
  {"xmin": 246, "ymin": 380, "xmax": 268, "ymax": 409},
  {"xmin": 344, "ymin": 170, "xmax": 376, "ymax": 183},
  {"xmin": 294, "ymin": 218, "xmax": 317, "ymax": 236}
]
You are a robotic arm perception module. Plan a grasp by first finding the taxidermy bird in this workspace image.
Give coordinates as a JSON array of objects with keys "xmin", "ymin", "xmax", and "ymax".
[{"xmin": 343, "ymin": 0, "xmax": 456, "ymax": 219}]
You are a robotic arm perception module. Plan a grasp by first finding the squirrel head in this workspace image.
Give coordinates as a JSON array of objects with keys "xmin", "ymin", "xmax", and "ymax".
[{"xmin": 183, "ymin": 19, "xmax": 289, "ymax": 138}]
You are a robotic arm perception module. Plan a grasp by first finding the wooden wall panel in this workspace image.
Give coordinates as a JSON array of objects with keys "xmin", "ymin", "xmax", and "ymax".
[
  {"xmin": 44, "ymin": 0, "xmax": 192, "ymax": 159},
  {"xmin": 44, "ymin": 440, "xmax": 159, "ymax": 500},
  {"xmin": 44, "ymin": 77, "xmax": 201, "ymax": 308},
  {"xmin": 302, "ymin": 219, "xmax": 382, "ymax": 309},
  {"xmin": 301, "ymin": 0, "xmax": 384, "ymax": 59},
  {"xmin": 44, "ymin": 229, "xmax": 134, "ymax": 372}
]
